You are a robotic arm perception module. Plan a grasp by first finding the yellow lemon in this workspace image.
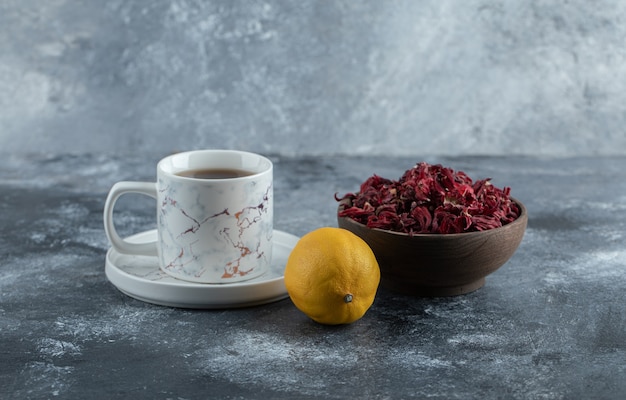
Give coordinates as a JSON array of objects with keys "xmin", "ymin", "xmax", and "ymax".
[{"xmin": 284, "ymin": 227, "xmax": 380, "ymax": 325}]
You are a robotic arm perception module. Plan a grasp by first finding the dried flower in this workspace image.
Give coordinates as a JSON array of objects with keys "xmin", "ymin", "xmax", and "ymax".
[{"xmin": 336, "ymin": 162, "xmax": 519, "ymax": 235}]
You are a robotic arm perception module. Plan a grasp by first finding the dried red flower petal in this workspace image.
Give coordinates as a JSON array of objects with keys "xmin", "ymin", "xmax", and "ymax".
[{"xmin": 336, "ymin": 162, "xmax": 520, "ymax": 235}]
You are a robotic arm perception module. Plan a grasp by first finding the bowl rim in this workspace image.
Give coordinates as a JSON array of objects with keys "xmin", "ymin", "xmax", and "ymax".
[{"xmin": 337, "ymin": 196, "xmax": 527, "ymax": 238}]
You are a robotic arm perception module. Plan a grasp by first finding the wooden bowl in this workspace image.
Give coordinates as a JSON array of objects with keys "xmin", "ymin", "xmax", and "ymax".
[{"xmin": 337, "ymin": 198, "xmax": 527, "ymax": 296}]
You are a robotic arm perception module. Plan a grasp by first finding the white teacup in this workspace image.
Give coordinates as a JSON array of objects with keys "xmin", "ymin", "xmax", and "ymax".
[{"xmin": 103, "ymin": 150, "xmax": 273, "ymax": 284}]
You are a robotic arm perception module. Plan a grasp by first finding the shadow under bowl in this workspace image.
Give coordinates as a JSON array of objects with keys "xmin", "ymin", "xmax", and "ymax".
[{"xmin": 337, "ymin": 198, "xmax": 528, "ymax": 297}]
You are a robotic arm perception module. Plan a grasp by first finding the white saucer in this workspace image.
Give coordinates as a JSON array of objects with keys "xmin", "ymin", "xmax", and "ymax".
[{"xmin": 105, "ymin": 229, "xmax": 299, "ymax": 309}]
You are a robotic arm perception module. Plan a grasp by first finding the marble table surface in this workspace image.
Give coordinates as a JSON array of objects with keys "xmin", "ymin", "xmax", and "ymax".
[{"xmin": 1, "ymin": 152, "xmax": 625, "ymax": 399}]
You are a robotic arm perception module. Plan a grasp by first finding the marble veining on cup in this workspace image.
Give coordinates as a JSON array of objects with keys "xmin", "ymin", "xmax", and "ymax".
[{"xmin": 157, "ymin": 178, "xmax": 273, "ymax": 282}]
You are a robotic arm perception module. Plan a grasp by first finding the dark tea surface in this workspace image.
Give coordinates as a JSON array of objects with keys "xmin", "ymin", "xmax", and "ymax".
[{"xmin": 176, "ymin": 168, "xmax": 255, "ymax": 179}]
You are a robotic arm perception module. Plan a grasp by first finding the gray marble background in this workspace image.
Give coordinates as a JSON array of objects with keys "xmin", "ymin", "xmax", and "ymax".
[{"xmin": 1, "ymin": 0, "xmax": 625, "ymax": 157}]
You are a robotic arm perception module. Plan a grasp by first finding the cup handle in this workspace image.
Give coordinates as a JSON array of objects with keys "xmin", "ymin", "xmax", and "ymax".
[{"xmin": 103, "ymin": 181, "xmax": 158, "ymax": 256}]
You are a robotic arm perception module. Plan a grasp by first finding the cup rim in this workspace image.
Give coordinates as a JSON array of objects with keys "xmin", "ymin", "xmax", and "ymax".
[{"xmin": 157, "ymin": 149, "xmax": 273, "ymax": 182}]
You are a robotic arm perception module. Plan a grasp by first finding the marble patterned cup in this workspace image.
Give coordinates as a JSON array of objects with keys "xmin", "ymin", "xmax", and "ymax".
[{"xmin": 103, "ymin": 150, "xmax": 273, "ymax": 284}]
